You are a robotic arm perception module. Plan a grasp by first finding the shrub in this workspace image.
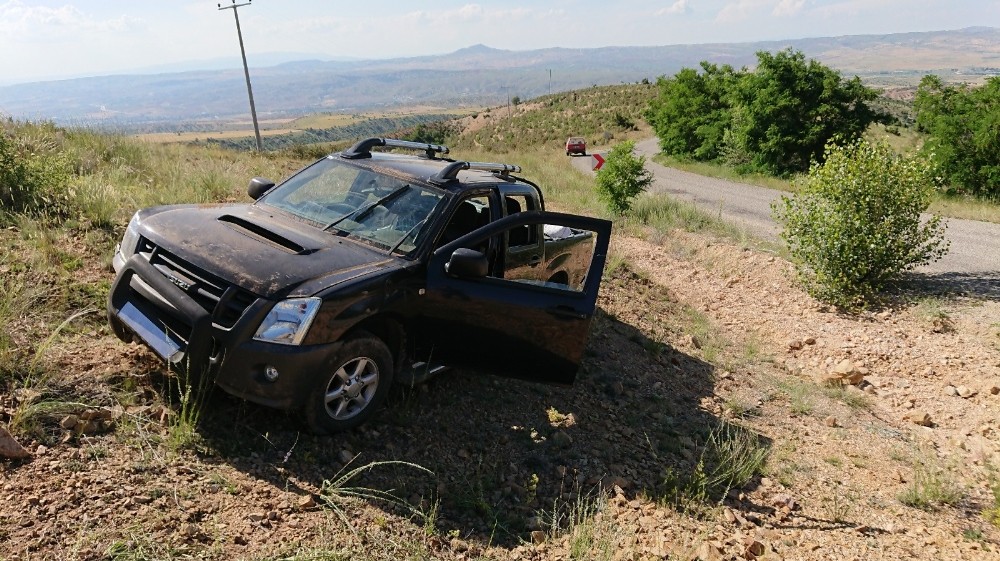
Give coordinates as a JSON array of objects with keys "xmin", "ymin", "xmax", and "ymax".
[
  {"xmin": 773, "ymin": 139, "xmax": 949, "ymax": 308},
  {"xmin": 595, "ymin": 140, "xmax": 653, "ymax": 215},
  {"xmin": 0, "ymin": 121, "xmax": 74, "ymax": 221}
]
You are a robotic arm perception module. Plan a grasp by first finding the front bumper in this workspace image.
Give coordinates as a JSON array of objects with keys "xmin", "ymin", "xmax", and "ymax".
[{"xmin": 107, "ymin": 255, "xmax": 340, "ymax": 411}]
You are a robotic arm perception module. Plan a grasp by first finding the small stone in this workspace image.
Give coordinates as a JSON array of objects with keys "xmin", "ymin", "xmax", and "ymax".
[
  {"xmin": 743, "ymin": 538, "xmax": 766, "ymax": 558},
  {"xmin": 819, "ymin": 374, "xmax": 844, "ymax": 387},
  {"xmin": 957, "ymin": 386, "xmax": 977, "ymax": 399},
  {"xmin": 824, "ymin": 416, "xmax": 838, "ymax": 428},
  {"xmin": 0, "ymin": 426, "xmax": 30, "ymax": 459},
  {"xmin": 180, "ymin": 523, "xmax": 199, "ymax": 538},
  {"xmin": 804, "ymin": 337, "xmax": 816, "ymax": 345},
  {"xmin": 697, "ymin": 541, "xmax": 723, "ymax": 561},
  {"xmin": 945, "ymin": 385, "xmax": 958, "ymax": 397},
  {"xmin": 772, "ymin": 494, "xmax": 797, "ymax": 511},
  {"xmin": 689, "ymin": 335, "xmax": 702, "ymax": 349},
  {"xmin": 248, "ymin": 512, "xmax": 266, "ymax": 523},
  {"xmin": 551, "ymin": 430, "xmax": 573, "ymax": 448},
  {"xmin": 990, "ymin": 386, "xmax": 1000, "ymax": 396},
  {"xmin": 337, "ymin": 450, "xmax": 354, "ymax": 464},
  {"xmin": 787, "ymin": 339, "xmax": 803, "ymax": 351},
  {"xmin": 832, "ymin": 359, "xmax": 855, "ymax": 375},
  {"xmin": 530, "ymin": 530, "xmax": 546, "ymax": 544},
  {"xmin": 907, "ymin": 411, "xmax": 933, "ymax": 427},
  {"xmin": 844, "ymin": 371, "xmax": 865, "ymax": 385},
  {"xmin": 296, "ymin": 494, "xmax": 316, "ymax": 510},
  {"xmin": 60, "ymin": 415, "xmax": 80, "ymax": 430},
  {"xmin": 456, "ymin": 448, "xmax": 471, "ymax": 459}
]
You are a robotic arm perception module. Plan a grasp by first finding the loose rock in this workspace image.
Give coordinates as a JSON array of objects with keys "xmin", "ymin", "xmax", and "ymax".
[{"xmin": 0, "ymin": 426, "xmax": 30, "ymax": 459}]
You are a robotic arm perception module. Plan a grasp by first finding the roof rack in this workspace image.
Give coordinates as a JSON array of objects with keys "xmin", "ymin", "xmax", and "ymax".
[
  {"xmin": 429, "ymin": 161, "xmax": 522, "ymax": 185},
  {"xmin": 341, "ymin": 137, "xmax": 450, "ymax": 160}
]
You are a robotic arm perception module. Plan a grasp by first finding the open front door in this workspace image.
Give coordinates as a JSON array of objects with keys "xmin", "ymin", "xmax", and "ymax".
[{"xmin": 422, "ymin": 211, "xmax": 611, "ymax": 384}]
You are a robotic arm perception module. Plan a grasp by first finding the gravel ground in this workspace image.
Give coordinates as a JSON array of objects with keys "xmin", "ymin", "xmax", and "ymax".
[{"xmin": 3, "ymin": 215, "xmax": 1000, "ymax": 559}]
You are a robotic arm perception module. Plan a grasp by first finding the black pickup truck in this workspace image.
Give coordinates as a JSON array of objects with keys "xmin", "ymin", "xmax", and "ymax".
[{"xmin": 107, "ymin": 138, "xmax": 611, "ymax": 432}]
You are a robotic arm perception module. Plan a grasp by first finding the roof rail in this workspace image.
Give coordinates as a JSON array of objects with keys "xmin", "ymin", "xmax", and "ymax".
[
  {"xmin": 429, "ymin": 161, "xmax": 522, "ymax": 185},
  {"xmin": 341, "ymin": 137, "xmax": 450, "ymax": 160}
]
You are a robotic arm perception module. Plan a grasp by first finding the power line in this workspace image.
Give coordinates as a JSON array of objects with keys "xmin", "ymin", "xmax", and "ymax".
[{"xmin": 219, "ymin": 0, "xmax": 263, "ymax": 152}]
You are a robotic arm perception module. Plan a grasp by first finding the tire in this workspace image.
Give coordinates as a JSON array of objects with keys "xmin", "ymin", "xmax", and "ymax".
[
  {"xmin": 566, "ymin": 150, "xmax": 571, "ymax": 156},
  {"xmin": 303, "ymin": 331, "xmax": 393, "ymax": 434}
]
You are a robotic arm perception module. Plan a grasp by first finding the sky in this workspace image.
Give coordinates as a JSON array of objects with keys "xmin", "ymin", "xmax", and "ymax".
[{"xmin": 1, "ymin": 0, "xmax": 998, "ymax": 84}]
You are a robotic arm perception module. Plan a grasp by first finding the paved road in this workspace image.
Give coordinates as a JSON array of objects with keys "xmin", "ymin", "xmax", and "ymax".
[{"xmin": 575, "ymin": 139, "xmax": 1000, "ymax": 296}]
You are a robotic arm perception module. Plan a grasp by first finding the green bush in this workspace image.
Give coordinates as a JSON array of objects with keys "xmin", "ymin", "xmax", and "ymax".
[
  {"xmin": 773, "ymin": 139, "xmax": 949, "ymax": 308},
  {"xmin": 595, "ymin": 140, "xmax": 653, "ymax": 215},
  {"xmin": 914, "ymin": 75, "xmax": 1000, "ymax": 199},
  {"xmin": 0, "ymin": 121, "xmax": 74, "ymax": 221}
]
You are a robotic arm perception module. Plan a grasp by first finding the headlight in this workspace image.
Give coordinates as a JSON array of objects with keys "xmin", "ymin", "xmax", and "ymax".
[
  {"xmin": 253, "ymin": 297, "xmax": 322, "ymax": 345},
  {"xmin": 119, "ymin": 213, "xmax": 141, "ymax": 259}
]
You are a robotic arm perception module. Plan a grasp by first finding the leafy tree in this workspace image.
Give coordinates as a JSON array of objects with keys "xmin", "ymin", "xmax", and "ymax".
[
  {"xmin": 646, "ymin": 50, "xmax": 881, "ymax": 176},
  {"xmin": 595, "ymin": 140, "xmax": 654, "ymax": 215},
  {"xmin": 645, "ymin": 62, "xmax": 740, "ymax": 160},
  {"xmin": 914, "ymin": 75, "xmax": 1000, "ymax": 199},
  {"xmin": 773, "ymin": 139, "xmax": 949, "ymax": 309},
  {"xmin": 728, "ymin": 49, "xmax": 880, "ymax": 175}
]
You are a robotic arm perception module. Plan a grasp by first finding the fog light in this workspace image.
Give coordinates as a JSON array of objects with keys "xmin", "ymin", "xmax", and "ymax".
[{"xmin": 264, "ymin": 365, "xmax": 280, "ymax": 382}]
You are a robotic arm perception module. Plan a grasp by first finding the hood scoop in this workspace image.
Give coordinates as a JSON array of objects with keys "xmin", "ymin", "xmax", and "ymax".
[{"xmin": 218, "ymin": 214, "xmax": 317, "ymax": 255}]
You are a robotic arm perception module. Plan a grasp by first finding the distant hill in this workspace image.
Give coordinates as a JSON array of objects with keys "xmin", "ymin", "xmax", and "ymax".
[{"xmin": 1, "ymin": 27, "xmax": 996, "ymax": 131}]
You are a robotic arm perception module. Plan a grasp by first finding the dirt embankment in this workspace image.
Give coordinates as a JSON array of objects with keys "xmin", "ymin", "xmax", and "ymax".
[{"xmin": 2, "ymin": 222, "xmax": 1000, "ymax": 560}]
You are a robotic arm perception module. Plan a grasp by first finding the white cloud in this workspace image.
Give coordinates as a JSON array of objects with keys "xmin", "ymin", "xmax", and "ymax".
[
  {"xmin": 715, "ymin": 0, "xmax": 771, "ymax": 23},
  {"xmin": 656, "ymin": 0, "xmax": 691, "ymax": 16},
  {"xmin": 773, "ymin": 0, "xmax": 806, "ymax": 17},
  {"xmin": 0, "ymin": 1, "xmax": 141, "ymax": 38}
]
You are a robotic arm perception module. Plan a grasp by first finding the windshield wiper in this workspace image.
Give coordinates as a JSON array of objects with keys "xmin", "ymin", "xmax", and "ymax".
[
  {"xmin": 324, "ymin": 185, "xmax": 410, "ymax": 231},
  {"xmin": 388, "ymin": 218, "xmax": 427, "ymax": 255}
]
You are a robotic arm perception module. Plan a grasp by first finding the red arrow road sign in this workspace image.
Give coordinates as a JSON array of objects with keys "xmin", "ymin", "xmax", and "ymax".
[{"xmin": 591, "ymin": 153, "xmax": 605, "ymax": 171}]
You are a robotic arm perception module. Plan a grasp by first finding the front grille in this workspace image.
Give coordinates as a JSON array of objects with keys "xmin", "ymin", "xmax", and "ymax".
[{"xmin": 137, "ymin": 238, "xmax": 256, "ymax": 328}]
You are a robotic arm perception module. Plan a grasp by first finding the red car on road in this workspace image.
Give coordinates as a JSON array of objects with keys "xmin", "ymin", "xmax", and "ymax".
[{"xmin": 565, "ymin": 137, "xmax": 586, "ymax": 156}]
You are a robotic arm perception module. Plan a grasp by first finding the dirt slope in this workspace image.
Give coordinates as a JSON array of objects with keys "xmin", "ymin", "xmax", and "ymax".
[{"xmin": 3, "ymin": 221, "xmax": 1000, "ymax": 560}]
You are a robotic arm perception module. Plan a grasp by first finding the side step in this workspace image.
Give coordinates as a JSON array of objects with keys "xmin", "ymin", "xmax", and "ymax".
[{"xmin": 396, "ymin": 361, "xmax": 449, "ymax": 386}]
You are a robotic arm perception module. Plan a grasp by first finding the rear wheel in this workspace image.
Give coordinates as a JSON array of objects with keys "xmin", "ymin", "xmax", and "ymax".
[{"xmin": 303, "ymin": 332, "xmax": 393, "ymax": 433}]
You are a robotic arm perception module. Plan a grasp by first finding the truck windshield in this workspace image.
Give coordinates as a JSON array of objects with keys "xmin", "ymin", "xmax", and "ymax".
[{"xmin": 257, "ymin": 158, "xmax": 445, "ymax": 255}]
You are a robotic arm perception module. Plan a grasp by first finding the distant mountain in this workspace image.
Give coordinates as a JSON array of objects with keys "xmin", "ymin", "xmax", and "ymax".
[{"xmin": 1, "ymin": 27, "xmax": 996, "ymax": 130}]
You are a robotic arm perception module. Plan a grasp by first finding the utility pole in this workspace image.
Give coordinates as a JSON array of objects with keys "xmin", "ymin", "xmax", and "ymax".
[
  {"xmin": 548, "ymin": 69, "xmax": 551, "ymax": 96},
  {"xmin": 219, "ymin": 0, "xmax": 263, "ymax": 152}
]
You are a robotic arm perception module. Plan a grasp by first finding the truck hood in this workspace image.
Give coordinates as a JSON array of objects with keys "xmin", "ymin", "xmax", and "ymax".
[{"xmin": 138, "ymin": 204, "xmax": 396, "ymax": 297}]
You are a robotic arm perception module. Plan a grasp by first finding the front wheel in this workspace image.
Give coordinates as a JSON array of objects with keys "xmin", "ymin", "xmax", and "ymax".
[{"xmin": 303, "ymin": 332, "xmax": 393, "ymax": 434}]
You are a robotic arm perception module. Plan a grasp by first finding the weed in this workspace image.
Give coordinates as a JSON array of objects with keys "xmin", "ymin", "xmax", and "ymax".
[
  {"xmin": 982, "ymin": 463, "xmax": 1000, "ymax": 527},
  {"xmin": 913, "ymin": 296, "xmax": 955, "ymax": 332},
  {"xmin": 823, "ymin": 456, "xmax": 843, "ymax": 467},
  {"xmin": 165, "ymin": 361, "xmax": 216, "ymax": 452},
  {"xmin": 319, "ymin": 459, "xmax": 433, "ymax": 533},
  {"xmin": 722, "ymin": 394, "xmax": 758, "ymax": 418},
  {"xmin": 658, "ymin": 422, "xmax": 769, "ymax": 511},
  {"xmin": 822, "ymin": 385, "xmax": 871, "ymax": 410},
  {"xmin": 775, "ymin": 379, "xmax": 814, "ymax": 415},
  {"xmin": 821, "ymin": 484, "xmax": 856, "ymax": 523},
  {"xmin": 898, "ymin": 453, "xmax": 963, "ymax": 510},
  {"xmin": 963, "ymin": 528, "xmax": 985, "ymax": 542},
  {"xmin": 539, "ymin": 487, "xmax": 616, "ymax": 561}
]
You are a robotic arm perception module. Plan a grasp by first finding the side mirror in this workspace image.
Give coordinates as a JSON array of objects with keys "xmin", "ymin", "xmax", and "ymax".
[
  {"xmin": 248, "ymin": 177, "xmax": 275, "ymax": 200},
  {"xmin": 445, "ymin": 248, "xmax": 488, "ymax": 278}
]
